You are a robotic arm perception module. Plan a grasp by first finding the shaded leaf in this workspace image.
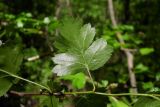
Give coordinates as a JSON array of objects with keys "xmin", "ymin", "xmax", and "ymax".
[
  {"xmin": 40, "ymin": 96, "xmax": 59, "ymax": 107},
  {"xmin": 0, "ymin": 45, "xmax": 23, "ymax": 96},
  {"xmin": 135, "ymin": 63, "xmax": 149, "ymax": 74},
  {"xmin": 133, "ymin": 97, "xmax": 160, "ymax": 107}
]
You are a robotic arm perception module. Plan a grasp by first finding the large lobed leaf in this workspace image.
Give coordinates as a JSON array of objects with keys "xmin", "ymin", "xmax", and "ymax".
[{"xmin": 52, "ymin": 18, "xmax": 113, "ymax": 76}]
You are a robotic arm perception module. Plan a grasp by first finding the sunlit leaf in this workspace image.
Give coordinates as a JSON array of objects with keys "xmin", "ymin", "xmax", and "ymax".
[{"xmin": 60, "ymin": 72, "xmax": 86, "ymax": 89}]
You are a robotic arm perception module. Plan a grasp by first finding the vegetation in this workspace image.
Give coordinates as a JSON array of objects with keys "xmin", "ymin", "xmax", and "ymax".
[{"xmin": 0, "ymin": 0, "xmax": 160, "ymax": 107}]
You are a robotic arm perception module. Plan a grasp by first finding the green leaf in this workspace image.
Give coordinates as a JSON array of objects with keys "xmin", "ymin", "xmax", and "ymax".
[
  {"xmin": 79, "ymin": 24, "xmax": 95, "ymax": 51},
  {"xmin": 133, "ymin": 97, "xmax": 160, "ymax": 107},
  {"xmin": 140, "ymin": 48, "xmax": 154, "ymax": 55},
  {"xmin": 142, "ymin": 82, "xmax": 154, "ymax": 90},
  {"xmin": 135, "ymin": 63, "xmax": 149, "ymax": 74},
  {"xmin": 60, "ymin": 72, "xmax": 86, "ymax": 89},
  {"xmin": 59, "ymin": 18, "xmax": 83, "ymax": 52},
  {"xmin": 40, "ymin": 96, "xmax": 59, "ymax": 107},
  {"xmin": 52, "ymin": 18, "xmax": 113, "ymax": 76},
  {"xmin": 0, "ymin": 78, "xmax": 12, "ymax": 97},
  {"xmin": 109, "ymin": 97, "xmax": 129, "ymax": 107},
  {"xmin": 0, "ymin": 45, "xmax": 23, "ymax": 96}
]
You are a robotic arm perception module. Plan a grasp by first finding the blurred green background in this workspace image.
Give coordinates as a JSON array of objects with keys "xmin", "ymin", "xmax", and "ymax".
[{"xmin": 0, "ymin": 0, "xmax": 160, "ymax": 107}]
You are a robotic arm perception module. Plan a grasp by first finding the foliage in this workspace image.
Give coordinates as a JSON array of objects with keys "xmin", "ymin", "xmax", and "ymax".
[
  {"xmin": 0, "ymin": 42, "xmax": 23, "ymax": 96},
  {"xmin": 134, "ymin": 96, "xmax": 160, "ymax": 107},
  {"xmin": 0, "ymin": 0, "xmax": 160, "ymax": 107}
]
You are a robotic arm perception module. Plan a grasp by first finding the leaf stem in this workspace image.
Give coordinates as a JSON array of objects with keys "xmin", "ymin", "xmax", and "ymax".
[
  {"xmin": 0, "ymin": 69, "xmax": 51, "ymax": 92},
  {"xmin": 85, "ymin": 65, "xmax": 96, "ymax": 91},
  {"xmin": 64, "ymin": 91, "xmax": 160, "ymax": 101}
]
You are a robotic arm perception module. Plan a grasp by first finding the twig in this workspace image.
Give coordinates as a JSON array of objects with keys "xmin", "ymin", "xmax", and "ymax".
[
  {"xmin": 10, "ymin": 91, "xmax": 63, "ymax": 97},
  {"xmin": 27, "ymin": 51, "xmax": 53, "ymax": 61},
  {"xmin": 108, "ymin": 0, "xmax": 137, "ymax": 93},
  {"xmin": 10, "ymin": 91, "xmax": 48, "ymax": 97},
  {"xmin": 10, "ymin": 90, "xmax": 160, "ymax": 101}
]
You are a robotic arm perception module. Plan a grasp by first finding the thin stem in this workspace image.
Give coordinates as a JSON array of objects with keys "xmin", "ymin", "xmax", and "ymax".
[
  {"xmin": 94, "ymin": 92, "xmax": 160, "ymax": 101},
  {"xmin": 0, "ymin": 69, "xmax": 51, "ymax": 92},
  {"xmin": 85, "ymin": 65, "xmax": 96, "ymax": 91},
  {"xmin": 64, "ymin": 91, "xmax": 160, "ymax": 101},
  {"xmin": 64, "ymin": 91, "xmax": 93, "ymax": 95},
  {"xmin": 10, "ymin": 90, "xmax": 160, "ymax": 101}
]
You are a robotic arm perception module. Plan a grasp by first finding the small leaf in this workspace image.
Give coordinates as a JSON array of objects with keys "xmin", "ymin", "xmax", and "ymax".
[
  {"xmin": 135, "ymin": 63, "xmax": 149, "ymax": 74},
  {"xmin": 101, "ymin": 80, "xmax": 108, "ymax": 87},
  {"xmin": 142, "ymin": 82, "xmax": 154, "ymax": 90},
  {"xmin": 140, "ymin": 48, "xmax": 154, "ymax": 55},
  {"xmin": 72, "ymin": 73, "xmax": 86, "ymax": 89},
  {"xmin": 60, "ymin": 72, "xmax": 86, "ymax": 89},
  {"xmin": 109, "ymin": 97, "xmax": 129, "ymax": 107}
]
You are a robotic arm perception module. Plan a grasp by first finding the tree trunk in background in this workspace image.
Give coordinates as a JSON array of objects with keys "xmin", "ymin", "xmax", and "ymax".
[
  {"xmin": 55, "ymin": 0, "xmax": 62, "ymax": 19},
  {"xmin": 55, "ymin": 0, "xmax": 73, "ymax": 19},
  {"xmin": 108, "ymin": 0, "xmax": 137, "ymax": 94}
]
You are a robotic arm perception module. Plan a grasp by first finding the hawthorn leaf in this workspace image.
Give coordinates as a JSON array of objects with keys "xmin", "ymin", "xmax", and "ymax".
[
  {"xmin": 55, "ymin": 19, "xmax": 95, "ymax": 53},
  {"xmin": 79, "ymin": 24, "xmax": 95, "ymax": 51},
  {"xmin": 52, "ymin": 19, "xmax": 113, "ymax": 76},
  {"xmin": 52, "ymin": 53, "xmax": 84, "ymax": 76},
  {"xmin": 60, "ymin": 72, "xmax": 86, "ymax": 89},
  {"xmin": 60, "ymin": 18, "xmax": 82, "ymax": 50},
  {"xmin": 54, "ymin": 36, "xmax": 70, "ymax": 52},
  {"xmin": 84, "ymin": 38, "xmax": 113, "ymax": 70},
  {"xmin": 53, "ymin": 53, "xmax": 78, "ymax": 66}
]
